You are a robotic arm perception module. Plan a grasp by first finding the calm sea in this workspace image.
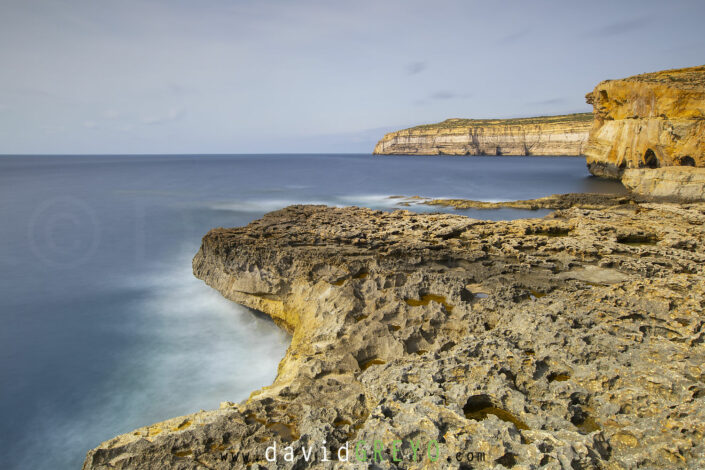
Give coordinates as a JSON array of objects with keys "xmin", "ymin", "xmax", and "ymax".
[{"xmin": 0, "ymin": 154, "xmax": 625, "ymax": 469}]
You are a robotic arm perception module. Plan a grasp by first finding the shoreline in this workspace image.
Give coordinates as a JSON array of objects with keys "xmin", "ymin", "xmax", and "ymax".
[
  {"xmin": 390, "ymin": 192, "xmax": 636, "ymax": 211},
  {"xmin": 84, "ymin": 199, "xmax": 705, "ymax": 469},
  {"xmin": 82, "ymin": 63, "xmax": 705, "ymax": 469}
]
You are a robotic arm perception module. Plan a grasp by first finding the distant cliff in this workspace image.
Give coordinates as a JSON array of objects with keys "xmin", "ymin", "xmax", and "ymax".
[
  {"xmin": 373, "ymin": 113, "xmax": 592, "ymax": 156},
  {"xmin": 584, "ymin": 65, "xmax": 705, "ymax": 179}
]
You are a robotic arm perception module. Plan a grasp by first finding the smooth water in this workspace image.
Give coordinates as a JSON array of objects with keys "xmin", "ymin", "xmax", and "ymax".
[{"xmin": 0, "ymin": 154, "xmax": 625, "ymax": 469}]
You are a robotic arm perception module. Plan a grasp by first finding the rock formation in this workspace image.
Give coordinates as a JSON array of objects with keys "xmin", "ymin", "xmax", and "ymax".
[
  {"xmin": 373, "ymin": 114, "xmax": 592, "ymax": 156},
  {"xmin": 85, "ymin": 202, "xmax": 705, "ymax": 469},
  {"xmin": 621, "ymin": 167, "xmax": 705, "ymax": 201},
  {"xmin": 421, "ymin": 192, "xmax": 635, "ymax": 211},
  {"xmin": 584, "ymin": 65, "xmax": 705, "ymax": 179}
]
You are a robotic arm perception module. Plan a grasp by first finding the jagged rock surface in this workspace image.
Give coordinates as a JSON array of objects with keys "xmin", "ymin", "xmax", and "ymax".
[
  {"xmin": 84, "ymin": 203, "xmax": 705, "ymax": 469},
  {"xmin": 373, "ymin": 114, "xmax": 592, "ymax": 156},
  {"xmin": 584, "ymin": 65, "xmax": 705, "ymax": 180}
]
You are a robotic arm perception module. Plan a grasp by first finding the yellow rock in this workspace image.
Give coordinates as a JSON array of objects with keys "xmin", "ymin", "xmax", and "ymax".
[
  {"xmin": 612, "ymin": 432, "xmax": 639, "ymax": 448},
  {"xmin": 585, "ymin": 65, "xmax": 705, "ymax": 179},
  {"xmin": 622, "ymin": 167, "xmax": 705, "ymax": 201}
]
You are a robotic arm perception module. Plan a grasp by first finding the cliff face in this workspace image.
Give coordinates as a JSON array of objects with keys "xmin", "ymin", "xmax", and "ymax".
[
  {"xmin": 585, "ymin": 65, "xmax": 705, "ymax": 179},
  {"xmin": 373, "ymin": 113, "xmax": 592, "ymax": 156},
  {"xmin": 85, "ymin": 202, "xmax": 705, "ymax": 469},
  {"xmin": 622, "ymin": 167, "xmax": 705, "ymax": 201}
]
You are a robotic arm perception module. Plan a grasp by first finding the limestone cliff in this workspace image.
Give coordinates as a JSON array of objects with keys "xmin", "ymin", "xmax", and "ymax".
[
  {"xmin": 621, "ymin": 167, "xmax": 705, "ymax": 201},
  {"xmin": 585, "ymin": 65, "xmax": 705, "ymax": 179},
  {"xmin": 84, "ymin": 202, "xmax": 705, "ymax": 469},
  {"xmin": 373, "ymin": 113, "xmax": 592, "ymax": 156}
]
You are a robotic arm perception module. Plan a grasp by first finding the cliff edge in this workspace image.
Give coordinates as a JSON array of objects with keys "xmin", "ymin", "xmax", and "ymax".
[
  {"xmin": 373, "ymin": 113, "xmax": 592, "ymax": 156},
  {"xmin": 584, "ymin": 65, "xmax": 705, "ymax": 179},
  {"xmin": 84, "ymin": 203, "xmax": 705, "ymax": 469}
]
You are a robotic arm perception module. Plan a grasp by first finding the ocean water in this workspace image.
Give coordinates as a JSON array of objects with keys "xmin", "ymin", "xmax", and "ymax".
[{"xmin": 0, "ymin": 154, "xmax": 626, "ymax": 469}]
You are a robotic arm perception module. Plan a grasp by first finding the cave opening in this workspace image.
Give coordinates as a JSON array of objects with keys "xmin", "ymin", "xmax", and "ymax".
[
  {"xmin": 680, "ymin": 155, "xmax": 695, "ymax": 166},
  {"xmin": 643, "ymin": 149, "xmax": 659, "ymax": 169}
]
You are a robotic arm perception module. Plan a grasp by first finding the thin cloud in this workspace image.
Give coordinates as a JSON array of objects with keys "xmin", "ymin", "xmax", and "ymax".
[
  {"xmin": 140, "ymin": 107, "xmax": 184, "ymax": 125},
  {"xmin": 167, "ymin": 82, "xmax": 194, "ymax": 96},
  {"xmin": 430, "ymin": 91, "xmax": 455, "ymax": 100},
  {"xmin": 429, "ymin": 91, "xmax": 471, "ymax": 100},
  {"xmin": 405, "ymin": 61, "xmax": 427, "ymax": 75},
  {"xmin": 497, "ymin": 28, "xmax": 531, "ymax": 45},
  {"xmin": 15, "ymin": 87, "xmax": 55, "ymax": 98},
  {"xmin": 102, "ymin": 109, "xmax": 120, "ymax": 119},
  {"xmin": 584, "ymin": 16, "xmax": 653, "ymax": 37},
  {"xmin": 41, "ymin": 124, "xmax": 66, "ymax": 133},
  {"xmin": 526, "ymin": 97, "xmax": 566, "ymax": 106}
]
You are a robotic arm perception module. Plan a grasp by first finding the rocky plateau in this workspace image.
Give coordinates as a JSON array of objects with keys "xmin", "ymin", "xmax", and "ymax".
[
  {"xmin": 373, "ymin": 114, "xmax": 592, "ymax": 156},
  {"xmin": 84, "ymin": 200, "xmax": 705, "ymax": 469}
]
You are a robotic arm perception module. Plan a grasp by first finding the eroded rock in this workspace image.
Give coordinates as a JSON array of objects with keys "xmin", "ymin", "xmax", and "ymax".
[
  {"xmin": 584, "ymin": 65, "xmax": 705, "ymax": 180},
  {"xmin": 84, "ymin": 203, "xmax": 705, "ymax": 469},
  {"xmin": 622, "ymin": 167, "xmax": 705, "ymax": 202}
]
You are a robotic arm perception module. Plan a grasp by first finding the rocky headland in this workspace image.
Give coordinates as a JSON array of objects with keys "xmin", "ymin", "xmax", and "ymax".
[
  {"xmin": 83, "ymin": 64, "xmax": 705, "ymax": 469},
  {"xmin": 85, "ymin": 201, "xmax": 705, "ymax": 469},
  {"xmin": 373, "ymin": 114, "xmax": 592, "ymax": 156},
  {"xmin": 584, "ymin": 65, "xmax": 705, "ymax": 180}
]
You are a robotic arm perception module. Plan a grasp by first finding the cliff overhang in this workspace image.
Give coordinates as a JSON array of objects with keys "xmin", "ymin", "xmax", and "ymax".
[{"xmin": 584, "ymin": 65, "xmax": 705, "ymax": 181}]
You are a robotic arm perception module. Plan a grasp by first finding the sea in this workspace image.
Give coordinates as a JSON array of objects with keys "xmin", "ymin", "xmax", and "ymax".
[{"xmin": 0, "ymin": 154, "xmax": 626, "ymax": 469}]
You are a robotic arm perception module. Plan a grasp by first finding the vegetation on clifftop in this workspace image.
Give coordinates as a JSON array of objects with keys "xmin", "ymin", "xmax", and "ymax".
[
  {"xmin": 404, "ymin": 113, "xmax": 593, "ymax": 132},
  {"xmin": 618, "ymin": 64, "xmax": 705, "ymax": 89}
]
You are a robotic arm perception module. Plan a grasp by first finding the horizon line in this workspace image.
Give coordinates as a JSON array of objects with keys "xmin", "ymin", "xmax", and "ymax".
[{"xmin": 0, "ymin": 152, "xmax": 378, "ymax": 157}]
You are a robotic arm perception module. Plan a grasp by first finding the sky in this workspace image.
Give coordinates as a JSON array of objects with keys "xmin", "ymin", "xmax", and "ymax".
[{"xmin": 1, "ymin": 0, "xmax": 704, "ymax": 154}]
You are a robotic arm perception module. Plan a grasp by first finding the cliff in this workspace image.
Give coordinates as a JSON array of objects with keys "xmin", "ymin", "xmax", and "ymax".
[
  {"xmin": 584, "ymin": 65, "xmax": 705, "ymax": 179},
  {"xmin": 85, "ymin": 202, "xmax": 705, "ymax": 469},
  {"xmin": 621, "ymin": 167, "xmax": 705, "ymax": 201},
  {"xmin": 373, "ymin": 113, "xmax": 592, "ymax": 156}
]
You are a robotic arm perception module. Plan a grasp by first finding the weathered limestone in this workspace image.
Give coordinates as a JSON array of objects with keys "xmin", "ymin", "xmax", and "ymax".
[
  {"xmin": 421, "ymin": 192, "xmax": 636, "ymax": 211},
  {"xmin": 373, "ymin": 114, "xmax": 592, "ymax": 156},
  {"xmin": 622, "ymin": 167, "xmax": 705, "ymax": 201},
  {"xmin": 584, "ymin": 65, "xmax": 705, "ymax": 179},
  {"xmin": 85, "ymin": 202, "xmax": 705, "ymax": 469}
]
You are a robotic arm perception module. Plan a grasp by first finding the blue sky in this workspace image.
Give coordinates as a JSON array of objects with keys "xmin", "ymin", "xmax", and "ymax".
[{"xmin": 1, "ymin": 0, "xmax": 704, "ymax": 154}]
